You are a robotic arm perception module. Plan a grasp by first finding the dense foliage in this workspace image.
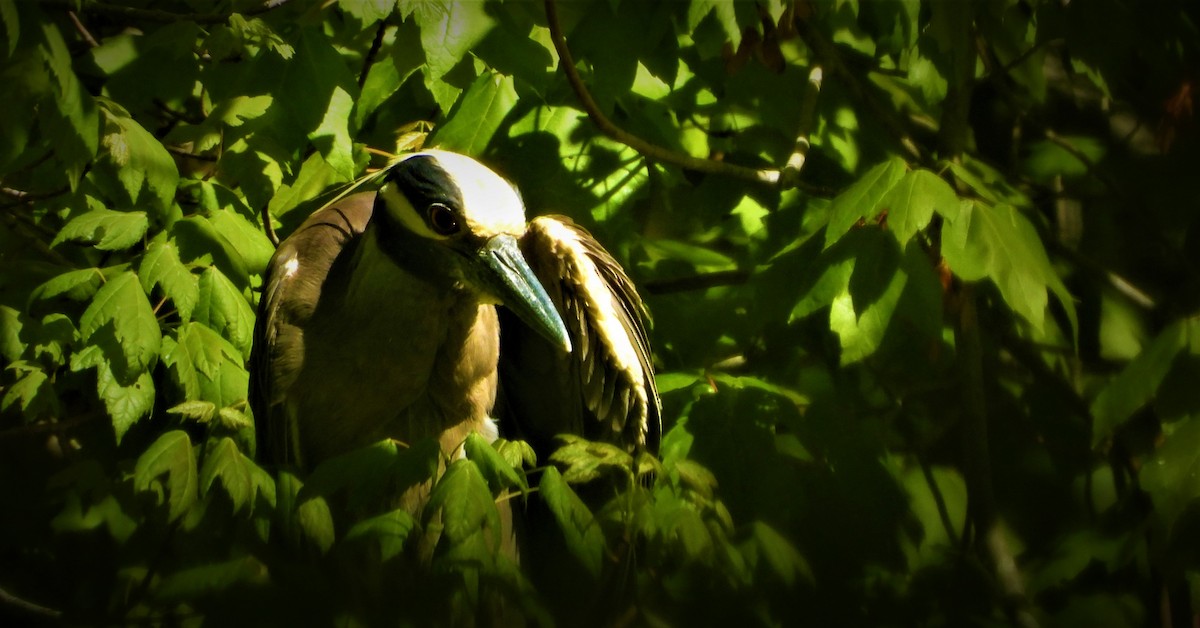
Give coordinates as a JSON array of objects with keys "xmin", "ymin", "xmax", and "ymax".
[{"xmin": 1, "ymin": 0, "xmax": 1198, "ymax": 625}]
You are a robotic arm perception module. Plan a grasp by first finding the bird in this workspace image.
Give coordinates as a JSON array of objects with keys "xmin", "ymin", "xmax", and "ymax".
[{"xmin": 248, "ymin": 149, "xmax": 660, "ymax": 508}]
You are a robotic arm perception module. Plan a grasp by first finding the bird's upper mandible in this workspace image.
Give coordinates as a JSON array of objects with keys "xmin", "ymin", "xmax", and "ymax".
[{"xmin": 250, "ymin": 149, "xmax": 660, "ymax": 469}]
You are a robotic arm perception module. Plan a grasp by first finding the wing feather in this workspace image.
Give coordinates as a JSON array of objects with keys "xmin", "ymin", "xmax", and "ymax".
[
  {"xmin": 499, "ymin": 216, "xmax": 660, "ymax": 454},
  {"xmin": 249, "ymin": 192, "xmax": 377, "ymax": 465}
]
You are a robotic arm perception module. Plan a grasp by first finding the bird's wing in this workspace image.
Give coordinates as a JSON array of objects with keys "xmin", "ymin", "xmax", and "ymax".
[
  {"xmin": 499, "ymin": 216, "xmax": 660, "ymax": 455},
  {"xmin": 249, "ymin": 192, "xmax": 377, "ymax": 466}
]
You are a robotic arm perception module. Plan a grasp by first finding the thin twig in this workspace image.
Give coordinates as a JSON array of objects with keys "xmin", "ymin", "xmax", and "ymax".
[
  {"xmin": 67, "ymin": 10, "xmax": 100, "ymax": 47},
  {"xmin": 920, "ymin": 459, "xmax": 961, "ymax": 546},
  {"xmin": 0, "ymin": 585, "xmax": 62, "ymax": 621},
  {"xmin": 543, "ymin": 0, "xmax": 784, "ymax": 187},
  {"xmin": 261, "ymin": 204, "xmax": 279, "ymax": 247},
  {"xmin": 359, "ymin": 21, "xmax": 389, "ymax": 89}
]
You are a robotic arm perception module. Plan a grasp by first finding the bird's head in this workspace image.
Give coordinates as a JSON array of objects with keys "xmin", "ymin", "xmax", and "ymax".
[{"xmin": 375, "ymin": 150, "xmax": 572, "ymax": 353}]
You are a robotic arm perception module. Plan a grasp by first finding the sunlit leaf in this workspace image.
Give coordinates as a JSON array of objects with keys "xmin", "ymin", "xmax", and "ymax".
[
  {"xmin": 879, "ymin": 169, "xmax": 959, "ymax": 245},
  {"xmin": 430, "ymin": 72, "xmax": 518, "ymax": 156},
  {"xmin": 140, "ymin": 235, "xmax": 198, "ymax": 321},
  {"xmin": 200, "ymin": 437, "xmax": 256, "ymax": 515},
  {"xmin": 824, "ymin": 157, "xmax": 907, "ymax": 249},
  {"xmin": 426, "ymin": 459, "xmax": 499, "ymax": 547},
  {"xmin": 194, "ymin": 267, "xmax": 255, "ymax": 358},
  {"xmin": 942, "ymin": 201, "xmax": 1076, "ymax": 337},
  {"xmin": 134, "ymin": 430, "xmax": 198, "ymax": 521},
  {"xmin": 79, "ymin": 271, "xmax": 162, "ymax": 376},
  {"xmin": 463, "ymin": 432, "xmax": 527, "ymax": 492},
  {"xmin": 51, "ymin": 209, "xmax": 149, "ymax": 251}
]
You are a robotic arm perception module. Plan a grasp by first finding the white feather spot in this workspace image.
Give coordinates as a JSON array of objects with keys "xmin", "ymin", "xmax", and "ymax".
[{"xmin": 282, "ymin": 255, "xmax": 300, "ymax": 278}]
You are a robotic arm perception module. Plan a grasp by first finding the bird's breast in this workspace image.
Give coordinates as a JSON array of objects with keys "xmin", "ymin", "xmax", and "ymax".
[{"xmin": 288, "ymin": 228, "xmax": 500, "ymax": 463}]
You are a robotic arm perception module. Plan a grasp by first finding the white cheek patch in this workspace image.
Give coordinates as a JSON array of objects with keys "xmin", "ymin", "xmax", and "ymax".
[{"xmin": 419, "ymin": 150, "xmax": 527, "ymax": 237}]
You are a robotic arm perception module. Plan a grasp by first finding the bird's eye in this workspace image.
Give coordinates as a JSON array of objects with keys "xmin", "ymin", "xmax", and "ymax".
[{"xmin": 427, "ymin": 203, "xmax": 460, "ymax": 236}]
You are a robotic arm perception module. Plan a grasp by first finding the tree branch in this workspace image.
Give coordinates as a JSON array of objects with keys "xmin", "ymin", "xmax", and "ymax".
[
  {"xmin": 0, "ymin": 585, "xmax": 62, "ymax": 621},
  {"xmin": 47, "ymin": 0, "xmax": 289, "ymax": 24},
  {"xmin": 544, "ymin": 0, "xmax": 825, "ymax": 193}
]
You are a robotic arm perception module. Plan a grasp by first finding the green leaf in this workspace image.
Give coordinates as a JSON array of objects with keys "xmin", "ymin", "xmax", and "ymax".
[
  {"xmin": 493, "ymin": 438, "xmax": 537, "ymax": 470},
  {"xmin": 748, "ymin": 522, "xmax": 813, "ymax": 586},
  {"xmin": 824, "ymin": 156, "xmax": 908, "ymax": 248},
  {"xmin": 1, "ymin": 0, "xmax": 18, "ymax": 56},
  {"xmin": 341, "ymin": 0, "xmax": 397, "ymax": 23},
  {"xmin": 1140, "ymin": 414, "xmax": 1200, "ymax": 530},
  {"xmin": 550, "ymin": 434, "xmax": 634, "ymax": 484},
  {"xmin": 688, "ymin": 0, "xmax": 744, "ymax": 49},
  {"xmin": 30, "ymin": 268, "xmax": 106, "ymax": 303},
  {"xmin": 278, "ymin": 29, "xmax": 360, "ymax": 179},
  {"xmin": 194, "ymin": 267, "xmax": 255, "ymax": 358},
  {"xmin": 941, "ymin": 201, "xmax": 1076, "ymax": 337},
  {"xmin": 99, "ymin": 104, "xmax": 179, "ymax": 210},
  {"xmin": 167, "ymin": 399, "xmax": 217, "ymax": 423},
  {"xmin": 426, "ymin": 459, "xmax": 500, "ymax": 547},
  {"xmin": 155, "ymin": 556, "xmax": 267, "ymax": 602},
  {"xmin": 205, "ymin": 208, "xmax": 275, "ymax": 278},
  {"xmin": 1091, "ymin": 320, "xmax": 1189, "ymax": 446},
  {"xmin": 879, "ymin": 169, "xmax": 959, "ymax": 245},
  {"xmin": 1022, "ymin": 136, "xmax": 1106, "ymax": 182},
  {"xmin": 162, "ymin": 322, "xmax": 248, "ymax": 408},
  {"xmin": 355, "ymin": 20, "xmax": 424, "ymax": 128},
  {"xmin": 134, "ymin": 430, "xmax": 198, "ymax": 522},
  {"xmin": 140, "ymin": 236, "xmax": 198, "ymax": 321},
  {"xmin": 463, "ymin": 432, "xmax": 527, "ymax": 492},
  {"xmin": 1, "ymin": 365, "xmax": 59, "ymax": 419},
  {"xmin": 303, "ymin": 438, "xmax": 440, "ymax": 513},
  {"xmin": 430, "ymin": 72, "xmax": 518, "ymax": 156},
  {"xmin": 79, "ymin": 271, "xmax": 162, "ymax": 376},
  {"xmin": 51, "ymin": 209, "xmax": 149, "ymax": 251},
  {"xmin": 265, "ymin": 151, "xmax": 346, "ymax": 222},
  {"xmin": 410, "ymin": 0, "xmax": 494, "ymax": 79},
  {"xmin": 37, "ymin": 18, "xmax": 99, "ymax": 187},
  {"xmin": 344, "ymin": 509, "xmax": 416, "ymax": 562},
  {"xmin": 539, "ymin": 466, "xmax": 604, "ymax": 577},
  {"xmin": 200, "ymin": 437, "xmax": 256, "ymax": 515},
  {"xmin": 97, "ymin": 361, "xmax": 154, "ymax": 442},
  {"xmin": 830, "ymin": 242, "xmax": 908, "ymax": 366}
]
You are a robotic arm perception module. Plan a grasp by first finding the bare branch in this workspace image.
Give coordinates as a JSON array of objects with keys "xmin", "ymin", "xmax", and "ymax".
[
  {"xmin": 544, "ymin": 0, "xmax": 825, "ymax": 192},
  {"xmin": 67, "ymin": 10, "xmax": 100, "ymax": 47},
  {"xmin": 780, "ymin": 66, "xmax": 824, "ymax": 190}
]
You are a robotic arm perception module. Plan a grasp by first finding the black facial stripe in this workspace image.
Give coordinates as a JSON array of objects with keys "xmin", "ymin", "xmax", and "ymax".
[{"xmin": 386, "ymin": 155, "xmax": 465, "ymax": 217}]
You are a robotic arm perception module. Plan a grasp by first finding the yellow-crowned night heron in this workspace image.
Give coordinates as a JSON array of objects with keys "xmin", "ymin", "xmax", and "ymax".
[{"xmin": 249, "ymin": 150, "xmax": 659, "ymax": 490}]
